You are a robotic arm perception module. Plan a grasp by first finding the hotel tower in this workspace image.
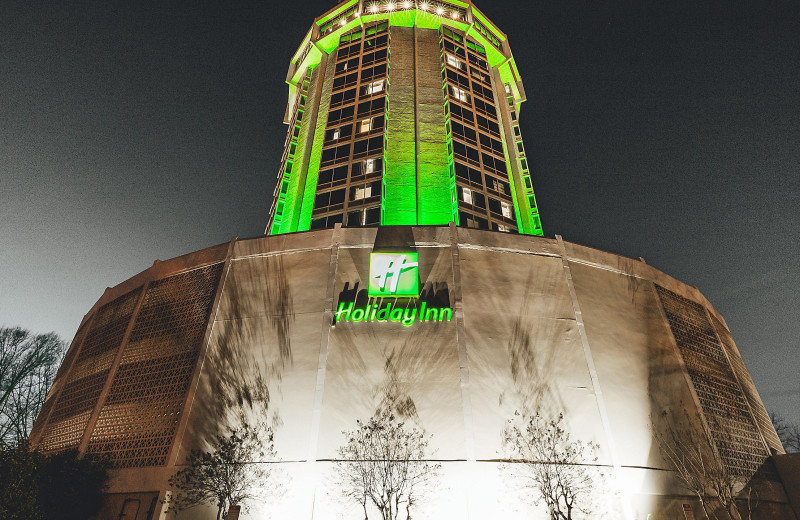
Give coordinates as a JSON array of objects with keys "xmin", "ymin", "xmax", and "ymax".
[{"xmin": 31, "ymin": 2, "xmax": 799, "ymax": 519}]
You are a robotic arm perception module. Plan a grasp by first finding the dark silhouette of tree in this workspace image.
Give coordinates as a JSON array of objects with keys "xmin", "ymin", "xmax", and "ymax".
[
  {"xmin": 770, "ymin": 411, "xmax": 800, "ymax": 453},
  {"xmin": 0, "ymin": 327, "xmax": 65, "ymax": 446},
  {"xmin": 0, "ymin": 441, "xmax": 110, "ymax": 520},
  {"xmin": 502, "ymin": 410, "xmax": 600, "ymax": 520},
  {"xmin": 336, "ymin": 407, "xmax": 440, "ymax": 520},
  {"xmin": 166, "ymin": 422, "xmax": 276, "ymax": 520},
  {"xmin": 651, "ymin": 408, "xmax": 759, "ymax": 520}
]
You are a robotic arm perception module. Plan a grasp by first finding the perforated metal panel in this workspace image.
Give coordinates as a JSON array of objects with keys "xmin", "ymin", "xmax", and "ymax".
[
  {"xmin": 29, "ymin": 319, "xmax": 91, "ymax": 443},
  {"xmin": 37, "ymin": 288, "xmax": 141, "ymax": 452},
  {"xmin": 86, "ymin": 263, "xmax": 223, "ymax": 468},
  {"xmin": 710, "ymin": 313, "xmax": 784, "ymax": 455},
  {"xmin": 655, "ymin": 285, "xmax": 769, "ymax": 477}
]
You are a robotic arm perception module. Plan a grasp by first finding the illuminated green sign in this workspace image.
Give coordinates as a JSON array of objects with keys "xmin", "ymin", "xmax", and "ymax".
[
  {"xmin": 368, "ymin": 252, "xmax": 419, "ymax": 297},
  {"xmin": 335, "ymin": 302, "xmax": 452, "ymax": 327}
]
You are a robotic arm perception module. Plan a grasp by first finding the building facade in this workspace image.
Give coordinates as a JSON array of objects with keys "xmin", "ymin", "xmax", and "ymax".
[
  {"xmin": 30, "ymin": 1, "xmax": 798, "ymax": 519},
  {"xmin": 267, "ymin": 1, "xmax": 542, "ymax": 235}
]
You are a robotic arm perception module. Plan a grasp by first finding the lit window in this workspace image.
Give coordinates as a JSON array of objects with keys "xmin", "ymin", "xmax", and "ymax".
[
  {"xmin": 445, "ymin": 53, "xmax": 463, "ymax": 70},
  {"xmin": 354, "ymin": 184, "xmax": 372, "ymax": 200},
  {"xmin": 359, "ymin": 118, "xmax": 372, "ymax": 133},
  {"xmin": 501, "ymin": 201, "xmax": 512, "ymax": 218},
  {"xmin": 332, "ymin": 128, "xmax": 341, "ymax": 140},
  {"xmin": 462, "ymin": 187, "xmax": 473, "ymax": 205},
  {"xmin": 497, "ymin": 224, "xmax": 510, "ymax": 232},
  {"xmin": 364, "ymin": 159, "xmax": 375, "ymax": 173},
  {"xmin": 504, "ymin": 83, "xmax": 512, "ymax": 95},
  {"xmin": 450, "ymin": 86, "xmax": 469, "ymax": 103},
  {"xmin": 364, "ymin": 79, "xmax": 384, "ymax": 95}
]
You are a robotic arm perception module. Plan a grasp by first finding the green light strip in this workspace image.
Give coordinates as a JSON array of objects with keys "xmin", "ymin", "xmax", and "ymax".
[{"xmin": 270, "ymin": 68, "xmax": 314, "ymax": 234}]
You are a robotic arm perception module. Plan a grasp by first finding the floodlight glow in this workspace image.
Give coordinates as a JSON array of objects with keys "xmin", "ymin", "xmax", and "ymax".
[
  {"xmin": 340, "ymin": 18, "xmax": 347, "ymax": 26},
  {"xmin": 369, "ymin": 3, "xmax": 378, "ymax": 13},
  {"xmin": 436, "ymin": 6, "xmax": 444, "ymax": 15},
  {"xmin": 451, "ymin": 11, "xmax": 458, "ymax": 18},
  {"xmin": 403, "ymin": 0, "xmax": 411, "ymax": 8},
  {"xmin": 386, "ymin": 2, "xmax": 396, "ymax": 11},
  {"xmin": 420, "ymin": 2, "xmax": 428, "ymax": 10}
]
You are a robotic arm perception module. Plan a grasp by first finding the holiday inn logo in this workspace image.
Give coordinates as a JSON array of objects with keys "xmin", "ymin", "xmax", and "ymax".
[
  {"xmin": 333, "ymin": 251, "xmax": 453, "ymax": 326},
  {"xmin": 368, "ymin": 252, "xmax": 419, "ymax": 297}
]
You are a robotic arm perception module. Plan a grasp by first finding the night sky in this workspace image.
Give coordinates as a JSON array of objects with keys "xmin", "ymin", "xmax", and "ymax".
[{"xmin": 2, "ymin": 1, "xmax": 798, "ymax": 424}]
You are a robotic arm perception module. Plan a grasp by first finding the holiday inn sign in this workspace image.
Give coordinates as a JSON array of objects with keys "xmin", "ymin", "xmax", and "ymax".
[{"xmin": 334, "ymin": 252, "xmax": 453, "ymax": 326}]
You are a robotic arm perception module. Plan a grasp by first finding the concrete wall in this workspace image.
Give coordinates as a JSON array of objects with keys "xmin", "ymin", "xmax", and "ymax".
[{"xmin": 38, "ymin": 226, "xmax": 794, "ymax": 519}]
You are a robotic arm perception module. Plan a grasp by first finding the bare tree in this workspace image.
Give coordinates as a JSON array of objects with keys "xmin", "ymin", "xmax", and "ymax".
[
  {"xmin": 770, "ymin": 411, "xmax": 800, "ymax": 453},
  {"xmin": 0, "ymin": 327, "xmax": 65, "ymax": 446},
  {"xmin": 166, "ymin": 422, "xmax": 276, "ymax": 520},
  {"xmin": 336, "ymin": 407, "xmax": 440, "ymax": 520},
  {"xmin": 652, "ymin": 408, "xmax": 758, "ymax": 520},
  {"xmin": 502, "ymin": 410, "xmax": 600, "ymax": 520}
]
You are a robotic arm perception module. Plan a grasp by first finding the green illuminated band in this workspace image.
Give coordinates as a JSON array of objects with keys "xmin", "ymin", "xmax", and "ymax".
[{"xmin": 335, "ymin": 301, "xmax": 453, "ymax": 327}]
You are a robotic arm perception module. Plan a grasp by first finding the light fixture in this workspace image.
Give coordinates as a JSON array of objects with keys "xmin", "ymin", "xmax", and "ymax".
[
  {"xmin": 369, "ymin": 3, "xmax": 378, "ymax": 12},
  {"xmin": 403, "ymin": 1, "xmax": 411, "ymax": 8},
  {"xmin": 386, "ymin": 2, "xmax": 396, "ymax": 11},
  {"xmin": 340, "ymin": 18, "xmax": 347, "ymax": 26},
  {"xmin": 435, "ymin": 6, "xmax": 444, "ymax": 15},
  {"xmin": 452, "ymin": 11, "xmax": 458, "ymax": 19},
  {"xmin": 420, "ymin": 2, "xmax": 428, "ymax": 10}
]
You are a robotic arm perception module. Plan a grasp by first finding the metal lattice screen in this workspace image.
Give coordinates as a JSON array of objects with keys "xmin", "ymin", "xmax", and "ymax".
[
  {"xmin": 29, "ymin": 318, "xmax": 90, "ymax": 443},
  {"xmin": 37, "ymin": 288, "xmax": 141, "ymax": 452},
  {"xmin": 710, "ymin": 313, "xmax": 784, "ymax": 456},
  {"xmin": 655, "ymin": 285, "xmax": 770, "ymax": 477},
  {"xmin": 85, "ymin": 263, "xmax": 223, "ymax": 468}
]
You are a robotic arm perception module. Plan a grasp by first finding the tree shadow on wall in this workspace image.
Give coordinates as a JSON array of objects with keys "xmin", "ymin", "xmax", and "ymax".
[
  {"xmin": 184, "ymin": 255, "xmax": 295, "ymax": 456},
  {"xmin": 500, "ymin": 270, "xmax": 566, "ymax": 418}
]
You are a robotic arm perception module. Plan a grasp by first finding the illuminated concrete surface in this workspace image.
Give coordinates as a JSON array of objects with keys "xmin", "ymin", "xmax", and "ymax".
[{"xmin": 32, "ymin": 225, "xmax": 796, "ymax": 519}]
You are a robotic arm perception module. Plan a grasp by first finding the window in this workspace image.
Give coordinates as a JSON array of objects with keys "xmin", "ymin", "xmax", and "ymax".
[
  {"xmin": 501, "ymin": 201, "xmax": 512, "ymax": 218},
  {"xmin": 363, "ymin": 79, "xmax": 384, "ymax": 95},
  {"xmin": 446, "ymin": 53, "xmax": 463, "ymax": 70},
  {"xmin": 359, "ymin": 118, "xmax": 372, "ymax": 133},
  {"xmin": 352, "ymin": 184, "xmax": 372, "ymax": 200},
  {"xmin": 462, "ymin": 187, "xmax": 473, "ymax": 204},
  {"xmin": 450, "ymin": 86, "xmax": 470, "ymax": 103}
]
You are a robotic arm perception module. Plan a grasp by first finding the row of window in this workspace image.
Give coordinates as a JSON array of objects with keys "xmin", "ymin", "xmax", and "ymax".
[
  {"xmin": 324, "ymin": 115, "xmax": 384, "ymax": 144},
  {"xmin": 330, "ymin": 79, "xmax": 385, "ymax": 108},
  {"xmin": 336, "ymin": 47, "xmax": 387, "ymax": 71},
  {"xmin": 317, "ymin": 158, "xmax": 383, "ymax": 189},
  {"xmin": 320, "ymin": 136, "xmax": 383, "ymax": 166},
  {"xmin": 310, "ymin": 205, "xmax": 381, "ymax": 230},
  {"xmin": 313, "ymin": 179, "xmax": 381, "ymax": 211},
  {"xmin": 328, "ymin": 96, "xmax": 386, "ymax": 125},
  {"xmin": 332, "ymin": 64, "xmax": 387, "ymax": 91}
]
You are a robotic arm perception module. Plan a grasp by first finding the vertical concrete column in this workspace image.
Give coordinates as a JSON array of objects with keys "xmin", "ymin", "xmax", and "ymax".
[
  {"xmin": 306, "ymin": 225, "xmax": 344, "ymax": 518},
  {"xmin": 556, "ymin": 235, "xmax": 631, "ymax": 520},
  {"xmin": 414, "ymin": 28, "xmax": 454, "ymax": 225},
  {"xmin": 383, "ymin": 26, "xmax": 418, "ymax": 225},
  {"xmin": 449, "ymin": 223, "xmax": 475, "ymax": 462},
  {"xmin": 77, "ymin": 281, "xmax": 150, "ymax": 454}
]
